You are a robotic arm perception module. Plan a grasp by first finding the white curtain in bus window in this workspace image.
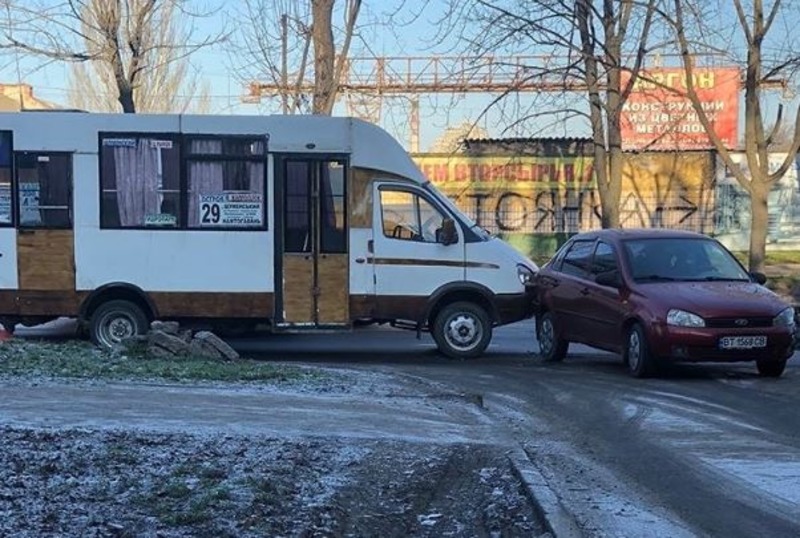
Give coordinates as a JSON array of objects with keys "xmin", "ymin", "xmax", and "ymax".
[
  {"xmin": 0, "ymin": 132, "xmax": 10, "ymax": 224},
  {"xmin": 188, "ymin": 138, "xmax": 265, "ymax": 229},
  {"xmin": 16, "ymin": 153, "xmax": 71, "ymax": 228},
  {"xmin": 100, "ymin": 136, "xmax": 181, "ymax": 228}
]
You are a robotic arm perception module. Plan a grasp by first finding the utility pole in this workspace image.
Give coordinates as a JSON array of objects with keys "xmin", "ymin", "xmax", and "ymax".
[{"xmin": 410, "ymin": 96, "xmax": 419, "ymax": 152}]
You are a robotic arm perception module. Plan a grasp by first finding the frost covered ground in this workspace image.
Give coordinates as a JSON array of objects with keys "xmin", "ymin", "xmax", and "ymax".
[
  {"xmin": 0, "ymin": 339, "xmax": 548, "ymax": 537},
  {"xmin": 0, "ymin": 428, "xmax": 544, "ymax": 537}
]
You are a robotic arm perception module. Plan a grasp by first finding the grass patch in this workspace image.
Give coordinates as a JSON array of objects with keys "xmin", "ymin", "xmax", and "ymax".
[
  {"xmin": 133, "ymin": 463, "xmax": 236, "ymax": 532},
  {"xmin": 0, "ymin": 339, "xmax": 325, "ymax": 385},
  {"xmin": 731, "ymin": 250, "xmax": 800, "ymax": 267},
  {"xmin": 765, "ymin": 275, "xmax": 800, "ymax": 302}
]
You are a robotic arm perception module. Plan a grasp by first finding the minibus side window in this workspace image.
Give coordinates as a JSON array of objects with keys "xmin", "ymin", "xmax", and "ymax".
[
  {"xmin": 285, "ymin": 161, "xmax": 310, "ymax": 252},
  {"xmin": 16, "ymin": 152, "xmax": 72, "ymax": 229},
  {"xmin": 186, "ymin": 137, "xmax": 266, "ymax": 230},
  {"xmin": 0, "ymin": 132, "xmax": 10, "ymax": 226},
  {"xmin": 320, "ymin": 161, "xmax": 346, "ymax": 253},
  {"xmin": 380, "ymin": 188, "xmax": 449, "ymax": 243},
  {"xmin": 100, "ymin": 135, "xmax": 181, "ymax": 228}
]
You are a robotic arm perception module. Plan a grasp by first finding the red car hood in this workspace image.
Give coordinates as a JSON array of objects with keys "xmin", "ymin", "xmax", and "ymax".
[{"xmin": 636, "ymin": 281, "xmax": 789, "ymax": 318}]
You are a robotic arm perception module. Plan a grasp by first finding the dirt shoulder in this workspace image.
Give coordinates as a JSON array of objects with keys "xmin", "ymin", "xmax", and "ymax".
[{"xmin": 0, "ymin": 375, "xmax": 547, "ymax": 537}]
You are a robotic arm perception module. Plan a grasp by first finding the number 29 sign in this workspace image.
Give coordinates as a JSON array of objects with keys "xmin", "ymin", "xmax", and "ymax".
[{"xmin": 198, "ymin": 193, "xmax": 264, "ymax": 227}]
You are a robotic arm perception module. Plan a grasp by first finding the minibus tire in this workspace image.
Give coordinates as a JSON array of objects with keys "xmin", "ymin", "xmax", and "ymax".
[
  {"xmin": 432, "ymin": 301, "xmax": 492, "ymax": 359},
  {"xmin": 89, "ymin": 300, "xmax": 149, "ymax": 350}
]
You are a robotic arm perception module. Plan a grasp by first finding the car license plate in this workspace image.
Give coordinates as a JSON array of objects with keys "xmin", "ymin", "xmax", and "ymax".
[{"xmin": 719, "ymin": 336, "xmax": 767, "ymax": 349}]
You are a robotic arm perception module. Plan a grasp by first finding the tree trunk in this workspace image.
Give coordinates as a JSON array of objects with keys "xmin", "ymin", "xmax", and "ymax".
[
  {"xmin": 602, "ymin": 151, "xmax": 622, "ymax": 228},
  {"xmin": 311, "ymin": 0, "xmax": 336, "ymax": 115},
  {"xmin": 748, "ymin": 180, "xmax": 769, "ymax": 272},
  {"xmin": 118, "ymin": 86, "xmax": 136, "ymax": 113}
]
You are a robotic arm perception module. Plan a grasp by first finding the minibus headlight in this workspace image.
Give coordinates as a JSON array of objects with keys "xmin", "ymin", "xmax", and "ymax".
[
  {"xmin": 773, "ymin": 307, "xmax": 796, "ymax": 328},
  {"xmin": 517, "ymin": 264, "xmax": 535, "ymax": 286}
]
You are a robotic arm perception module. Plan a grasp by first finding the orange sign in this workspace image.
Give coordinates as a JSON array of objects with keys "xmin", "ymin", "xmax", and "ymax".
[{"xmin": 620, "ymin": 68, "xmax": 739, "ymax": 150}]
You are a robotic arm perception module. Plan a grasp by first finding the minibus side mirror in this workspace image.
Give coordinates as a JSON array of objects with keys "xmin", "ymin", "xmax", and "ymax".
[{"xmin": 438, "ymin": 218, "xmax": 458, "ymax": 246}]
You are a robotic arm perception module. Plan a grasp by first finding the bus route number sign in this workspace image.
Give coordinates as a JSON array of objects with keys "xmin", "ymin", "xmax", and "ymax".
[{"xmin": 199, "ymin": 193, "xmax": 263, "ymax": 227}]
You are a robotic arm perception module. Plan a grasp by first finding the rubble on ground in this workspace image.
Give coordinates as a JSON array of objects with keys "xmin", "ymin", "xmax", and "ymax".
[{"xmin": 121, "ymin": 321, "xmax": 240, "ymax": 361}]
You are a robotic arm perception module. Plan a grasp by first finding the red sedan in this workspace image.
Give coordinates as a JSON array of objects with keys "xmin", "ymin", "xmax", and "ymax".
[{"xmin": 532, "ymin": 229, "xmax": 795, "ymax": 378}]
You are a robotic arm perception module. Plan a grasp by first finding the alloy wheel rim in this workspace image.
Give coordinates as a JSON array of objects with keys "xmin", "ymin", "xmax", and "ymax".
[
  {"xmin": 540, "ymin": 318, "xmax": 554, "ymax": 354},
  {"xmin": 628, "ymin": 331, "xmax": 641, "ymax": 370},
  {"xmin": 444, "ymin": 313, "xmax": 482, "ymax": 352}
]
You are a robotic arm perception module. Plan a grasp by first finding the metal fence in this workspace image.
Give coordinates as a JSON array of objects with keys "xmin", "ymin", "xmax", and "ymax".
[{"xmin": 449, "ymin": 183, "xmax": 800, "ymax": 244}]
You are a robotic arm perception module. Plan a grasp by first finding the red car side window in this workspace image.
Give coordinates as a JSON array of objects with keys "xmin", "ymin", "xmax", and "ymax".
[
  {"xmin": 590, "ymin": 242, "xmax": 618, "ymax": 276},
  {"xmin": 560, "ymin": 240, "xmax": 595, "ymax": 278}
]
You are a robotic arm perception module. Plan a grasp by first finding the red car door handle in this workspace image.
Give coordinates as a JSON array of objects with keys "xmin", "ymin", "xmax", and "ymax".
[{"xmin": 580, "ymin": 287, "xmax": 590, "ymax": 296}]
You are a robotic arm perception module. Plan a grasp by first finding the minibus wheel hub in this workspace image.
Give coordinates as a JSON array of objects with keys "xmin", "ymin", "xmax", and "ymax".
[
  {"xmin": 110, "ymin": 318, "xmax": 133, "ymax": 339},
  {"xmin": 446, "ymin": 314, "xmax": 480, "ymax": 349}
]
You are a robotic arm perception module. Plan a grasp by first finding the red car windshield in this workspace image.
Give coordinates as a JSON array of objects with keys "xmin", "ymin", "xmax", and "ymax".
[{"xmin": 623, "ymin": 238, "xmax": 751, "ymax": 282}]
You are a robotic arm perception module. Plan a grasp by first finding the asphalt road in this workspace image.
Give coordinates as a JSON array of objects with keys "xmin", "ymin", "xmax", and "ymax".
[
  {"xmin": 230, "ymin": 320, "xmax": 800, "ymax": 538},
  {"xmin": 14, "ymin": 318, "xmax": 800, "ymax": 537}
]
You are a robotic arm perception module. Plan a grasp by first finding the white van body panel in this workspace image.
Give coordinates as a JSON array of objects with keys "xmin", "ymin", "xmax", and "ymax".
[
  {"xmin": 349, "ymin": 227, "xmax": 374, "ymax": 296},
  {"xmin": 75, "ymin": 231, "xmax": 273, "ymax": 292},
  {"xmin": 466, "ymin": 238, "xmax": 535, "ymax": 295},
  {"xmin": 0, "ymin": 228, "xmax": 17, "ymax": 289},
  {"xmin": 11, "ymin": 115, "xmax": 181, "ymax": 153},
  {"xmin": 351, "ymin": 120, "xmax": 424, "ymax": 181}
]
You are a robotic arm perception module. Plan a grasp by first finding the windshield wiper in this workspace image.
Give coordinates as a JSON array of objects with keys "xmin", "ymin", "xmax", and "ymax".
[
  {"xmin": 637, "ymin": 274, "xmax": 680, "ymax": 282},
  {"xmin": 697, "ymin": 276, "xmax": 750, "ymax": 282}
]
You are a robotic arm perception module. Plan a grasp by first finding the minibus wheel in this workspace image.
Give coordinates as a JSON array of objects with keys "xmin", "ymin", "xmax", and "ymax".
[
  {"xmin": 90, "ymin": 300, "xmax": 149, "ymax": 350},
  {"xmin": 432, "ymin": 301, "xmax": 492, "ymax": 359}
]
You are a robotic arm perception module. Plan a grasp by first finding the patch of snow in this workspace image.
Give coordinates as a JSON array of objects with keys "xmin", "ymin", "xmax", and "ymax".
[{"xmin": 700, "ymin": 456, "xmax": 800, "ymax": 506}]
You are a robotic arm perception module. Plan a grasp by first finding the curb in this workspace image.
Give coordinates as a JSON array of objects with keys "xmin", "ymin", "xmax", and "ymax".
[{"xmin": 507, "ymin": 447, "xmax": 583, "ymax": 538}]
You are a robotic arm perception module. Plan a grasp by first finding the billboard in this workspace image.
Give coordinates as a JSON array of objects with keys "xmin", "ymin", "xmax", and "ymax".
[
  {"xmin": 620, "ymin": 68, "xmax": 740, "ymax": 150},
  {"xmin": 414, "ymin": 155, "xmax": 598, "ymax": 234},
  {"xmin": 413, "ymin": 153, "xmax": 716, "ymax": 236}
]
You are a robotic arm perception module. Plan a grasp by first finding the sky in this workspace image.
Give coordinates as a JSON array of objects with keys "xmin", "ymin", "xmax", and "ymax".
[
  {"xmin": 2, "ymin": 0, "xmax": 578, "ymax": 151},
  {"xmin": 3, "ymin": 0, "xmax": 799, "ymax": 152}
]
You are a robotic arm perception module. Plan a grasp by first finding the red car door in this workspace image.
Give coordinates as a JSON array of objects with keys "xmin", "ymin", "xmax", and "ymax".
[
  {"xmin": 581, "ymin": 241, "xmax": 629, "ymax": 352},
  {"xmin": 544, "ymin": 239, "xmax": 597, "ymax": 343}
]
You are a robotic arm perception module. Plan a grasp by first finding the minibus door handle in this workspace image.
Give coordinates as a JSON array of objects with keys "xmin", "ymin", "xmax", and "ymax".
[{"xmin": 367, "ymin": 239, "xmax": 374, "ymax": 253}]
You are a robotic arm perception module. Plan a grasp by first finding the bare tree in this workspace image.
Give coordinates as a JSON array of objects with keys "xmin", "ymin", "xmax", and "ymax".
[
  {"xmin": 0, "ymin": 0, "xmax": 222, "ymax": 113},
  {"xmin": 671, "ymin": 0, "xmax": 800, "ymax": 271},
  {"xmin": 231, "ymin": 0, "xmax": 361, "ymax": 115},
  {"xmin": 66, "ymin": 0, "xmax": 211, "ymax": 113},
  {"xmin": 443, "ymin": 0, "xmax": 658, "ymax": 228}
]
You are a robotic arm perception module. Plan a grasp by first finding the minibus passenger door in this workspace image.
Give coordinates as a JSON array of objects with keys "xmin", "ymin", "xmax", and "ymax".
[{"xmin": 275, "ymin": 156, "xmax": 349, "ymax": 328}]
